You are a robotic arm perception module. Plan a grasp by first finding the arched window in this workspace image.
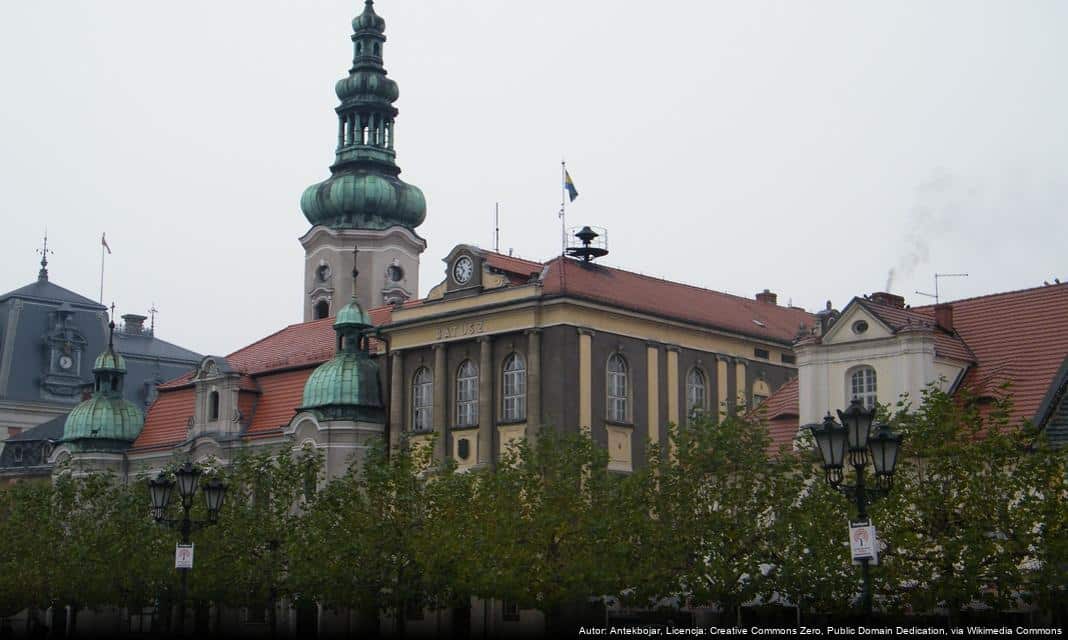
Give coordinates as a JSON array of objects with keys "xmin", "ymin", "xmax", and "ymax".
[
  {"xmin": 606, "ymin": 353, "xmax": 629, "ymax": 423},
  {"xmin": 849, "ymin": 367, "xmax": 877, "ymax": 409},
  {"xmin": 412, "ymin": 368, "xmax": 433, "ymax": 432},
  {"xmin": 209, "ymin": 390, "xmax": 220, "ymax": 421},
  {"xmin": 314, "ymin": 300, "xmax": 329, "ymax": 320},
  {"xmin": 455, "ymin": 360, "xmax": 479, "ymax": 427},
  {"xmin": 686, "ymin": 368, "xmax": 707, "ymax": 419},
  {"xmin": 502, "ymin": 353, "xmax": 526, "ymax": 422}
]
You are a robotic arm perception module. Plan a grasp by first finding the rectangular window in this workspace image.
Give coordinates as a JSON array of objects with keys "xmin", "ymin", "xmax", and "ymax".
[
  {"xmin": 781, "ymin": 354, "xmax": 796, "ymax": 364},
  {"xmin": 457, "ymin": 376, "xmax": 478, "ymax": 426},
  {"xmin": 413, "ymin": 383, "xmax": 432, "ymax": 431},
  {"xmin": 754, "ymin": 348, "xmax": 770, "ymax": 360},
  {"xmin": 502, "ymin": 368, "xmax": 526, "ymax": 422}
]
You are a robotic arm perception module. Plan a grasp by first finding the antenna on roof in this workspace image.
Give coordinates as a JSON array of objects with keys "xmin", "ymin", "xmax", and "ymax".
[
  {"xmin": 494, "ymin": 202, "xmax": 500, "ymax": 253},
  {"xmin": 915, "ymin": 272, "xmax": 968, "ymax": 304},
  {"xmin": 149, "ymin": 303, "xmax": 159, "ymax": 336}
]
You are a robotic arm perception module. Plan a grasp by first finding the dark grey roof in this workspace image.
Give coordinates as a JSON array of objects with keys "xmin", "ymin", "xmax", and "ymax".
[
  {"xmin": 6, "ymin": 414, "xmax": 67, "ymax": 443},
  {"xmin": 0, "ymin": 274, "xmax": 200, "ymax": 409},
  {"xmin": 115, "ymin": 331, "xmax": 201, "ymax": 364},
  {"xmin": 0, "ymin": 278, "xmax": 105, "ymax": 309}
]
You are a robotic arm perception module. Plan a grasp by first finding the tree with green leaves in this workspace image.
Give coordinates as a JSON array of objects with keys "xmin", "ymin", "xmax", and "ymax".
[
  {"xmin": 182, "ymin": 444, "xmax": 323, "ymax": 637},
  {"xmin": 647, "ymin": 413, "xmax": 787, "ymax": 625},
  {"xmin": 289, "ymin": 437, "xmax": 441, "ymax": 636},
  {"xmin": 466, "ymin": 427, "xmax": 647, "ymax": 634}
]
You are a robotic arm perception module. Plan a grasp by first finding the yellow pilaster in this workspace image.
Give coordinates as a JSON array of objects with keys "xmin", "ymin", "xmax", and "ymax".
[
  {"xmin": 717, "ymin": 357, "xmax": 729, "ymax": 422},
  {"xmin": 735, "ymin": 360, "xmax": 747, "ymax": 412},
  {"xmin": 666, "ymin": 346, "xmax": 680, "ymax": 459},
  {"xmin": 646, "ymin": 345, "xmax": 659, "ymax": 447},
  {"xmin": 578, "ymin": 329, "xmax": 593, "ymax": 434}
]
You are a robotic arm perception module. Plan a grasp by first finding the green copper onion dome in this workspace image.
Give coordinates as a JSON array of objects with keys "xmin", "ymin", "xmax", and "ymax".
[
  {"xmin": 62, "ymin": 317, "xmax": 144, "ymax": 452},
  {"xmin": 301, "ymin": 248, "xmax": 385, "ymax": 422},
  {"xmin": 94, "ymin": 349, "xmax": 126, "ymax": 372},
  {"xmin": 301, "ymin": 0, "xmax": 426, "ymax": 232}
]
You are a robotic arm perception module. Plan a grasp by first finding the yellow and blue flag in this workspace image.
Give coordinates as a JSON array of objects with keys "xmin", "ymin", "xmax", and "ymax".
[{"xmin": 564, "ymin": 171, "xmax": 579, "ymax": 202}]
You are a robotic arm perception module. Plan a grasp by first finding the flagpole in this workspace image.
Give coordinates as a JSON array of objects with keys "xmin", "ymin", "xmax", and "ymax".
[
  {"xmin": 99, "ymin": 241, "xmax": 105, "ymax": 304},
  {"xmin": 560, "ymin": 160, "xmax": 567, "ymax": 255}
]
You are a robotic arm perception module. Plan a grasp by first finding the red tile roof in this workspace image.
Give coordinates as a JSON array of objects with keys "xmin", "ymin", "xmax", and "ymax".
[
  {"xmin": 484, "ymin": 251, "xmax": 544, "ymax": 285},
  {"xmin": 247, "ymin": 367, "xmax": 317, "ymax": 434},
  {"xmin": 857, "ymin": 300, "xmax": 975, "ymax": 363},
  {"xmin": 755, "ymin": 377, "xmax": 801, "ymax": 454},
  {"xmin": 138, "ymin": 306, "xmax": 397, "ymax": 451},
  {"xmin": 131, "ymin": 388, "xmax": 196, "ymax": 450},
  {"xmin": 914, "ymin": 283, "xmax": 1068, "ymax": 426},
  {"xmin": 541, "ymin": 257, "xmax": 815, "ymax": 344},
  {"xmin": 762, "ymin": 283, "xmax": 1068, "ymax": 448}
]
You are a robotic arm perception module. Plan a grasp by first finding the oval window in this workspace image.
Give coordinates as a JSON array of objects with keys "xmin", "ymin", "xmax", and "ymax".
[{"xmin": 852, "ymin": 320, "xmax": 869, "ymax": 335}]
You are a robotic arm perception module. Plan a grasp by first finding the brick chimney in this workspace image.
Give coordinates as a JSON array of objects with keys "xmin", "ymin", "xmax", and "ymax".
[
  {"xmin": 934, "ymin": 303, "xmax": 954, "ymax": 333},
  {"xmin": 123, "ymin": 314, "xmax": 147, "ymax": 335},
  {"xmin": 755, "ymin": 289, "xmax": 778, "ymax": 305},
  {"xmin": 870, "ymin": 292, "xmax": 905, "ymax": 309}
]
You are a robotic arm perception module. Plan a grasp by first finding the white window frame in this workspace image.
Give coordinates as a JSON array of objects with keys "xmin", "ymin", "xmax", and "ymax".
[
  {"xmin": 455, "ymin": 360, "xmax": 479, "ymax": 427},
  {"xmin": 686, "ymin": 367, "xmax": 707, "ymax": 419},
  {"xmin": 607, "ymin": 353, "xmax": 630, "ymax": 423},
  {"xmin": 412, "ymin": 367, "xmax": 433, "ymax": 432},
  {"xmin": 502, "ymin": 353, "xmax": 527, "ymax": 422},
  {"xmin": 849, "ymin": 366, "xmax": 878, "ymax": 409}
]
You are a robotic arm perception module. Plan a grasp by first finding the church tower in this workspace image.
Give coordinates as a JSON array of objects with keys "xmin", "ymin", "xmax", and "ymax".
[{"xmin": 299, "ymin": 0, "xmax": 426, "ymax": 320}]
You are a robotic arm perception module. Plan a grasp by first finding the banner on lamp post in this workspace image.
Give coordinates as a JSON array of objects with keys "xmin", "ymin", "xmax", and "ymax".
[
  {"xmin": 849, "ymin": 520, "xmax": 878, "ymax": 566},
  {"xmin": 175, "ymin": 543, "xmax": 194, "ymax": 569}
]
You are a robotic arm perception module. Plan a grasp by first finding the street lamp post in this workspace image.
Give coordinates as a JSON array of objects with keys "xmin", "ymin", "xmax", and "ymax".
[
  {"xmin": 149, "ymin": 462, "xmax": 227, "ymax": 636},
  {"xmin": 808, "ymin": 399, "xmax": 903, "ymax": 617}
]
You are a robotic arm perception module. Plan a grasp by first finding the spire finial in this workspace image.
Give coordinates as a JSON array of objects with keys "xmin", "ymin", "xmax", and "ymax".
[
  {"xmin": 36, "ymin": 231, "xmax": 53, "ymax": 281},
  {"xmin": 108, "ymin": 302, "xmax": 117, "ymax": 351}
]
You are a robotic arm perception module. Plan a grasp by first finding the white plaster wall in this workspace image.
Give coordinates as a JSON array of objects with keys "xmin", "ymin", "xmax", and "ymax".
[{"xmin": 798, "ymin": 333, "xmax": 965, "ymax": 424}]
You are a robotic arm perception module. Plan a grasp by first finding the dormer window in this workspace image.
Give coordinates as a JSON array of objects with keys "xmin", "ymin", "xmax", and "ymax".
[{"xmin": 209, "ymin": 391, "xmax": 220, "ymax": 421}]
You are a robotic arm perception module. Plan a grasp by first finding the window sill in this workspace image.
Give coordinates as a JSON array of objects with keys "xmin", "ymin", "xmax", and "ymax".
[
  {"xmin": 497, "ymin": 419, "xmax": 527, "ymax": 426},
  {"xmin": 450, "ymin": 425, "xmax": 479, "ymax": 432},
  {"xmin": 604, "ymin": 420, "xmax": 634, "ymax": 429}
]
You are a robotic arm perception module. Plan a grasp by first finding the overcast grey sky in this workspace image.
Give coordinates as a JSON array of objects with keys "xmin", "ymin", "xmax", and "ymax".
[{"xmin": 2, "ymin": 1, "xmax": 1065, "ymax": 356}]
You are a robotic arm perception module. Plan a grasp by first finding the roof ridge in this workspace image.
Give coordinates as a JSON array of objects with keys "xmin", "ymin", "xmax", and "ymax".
[
  {"xmin": 561, "ymin": 256, "xmax": 812, "ymax": 317},
  {"xmin": 913, "ymin": 281, "xmax": 1068, "ymax": 310},
  {"xmin": 481, "ymin": 248, "xmax": 544, "ymax": 269},
  {"xmin": 226, "ymin": 316, "xmax": 335, "ymax": 362}
]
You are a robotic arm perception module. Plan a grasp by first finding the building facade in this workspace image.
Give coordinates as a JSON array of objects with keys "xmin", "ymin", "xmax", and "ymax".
[{"xmin": 0, "ymin": 255, "xmax": 200, "ymax": 481}]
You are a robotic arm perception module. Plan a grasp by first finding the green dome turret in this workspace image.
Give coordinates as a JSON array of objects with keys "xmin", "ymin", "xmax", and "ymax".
[
  {"xmin": 301, "ymin": 0, "xmax": 426, "ymax": 232},
  {"xmin": 94, "ymin": 349, "xmax": 126, "ymax": 372},
  {"xmin": 301, "ymin": 247, "xmax": 385, "ymax": 422},
  {"xmin": 62, "ymin": 313, "xmax": 144, "ymax": 452}
]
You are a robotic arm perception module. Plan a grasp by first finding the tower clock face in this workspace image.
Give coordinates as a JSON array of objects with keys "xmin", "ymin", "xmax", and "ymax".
[
  {"xmin": 453, "ymin": 256, "xmax": 474, "ymax": 285},
  {"xmin": 58, "ymin": 355, "xmax": 73, "ymax": 370}
]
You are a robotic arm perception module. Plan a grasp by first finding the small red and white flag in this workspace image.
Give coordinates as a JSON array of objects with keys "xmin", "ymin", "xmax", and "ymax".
[{"xmin": 101, "ymin": 233, "xmax": 111, "ymax": 254}]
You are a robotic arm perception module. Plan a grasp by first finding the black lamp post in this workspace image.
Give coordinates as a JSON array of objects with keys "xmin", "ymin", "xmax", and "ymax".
[
  {"xmin": 149, "ymin": 462, "xmax": 227, "ymax": 636},
  {"xmin": 807, "ymin": 398, "xmax": 903, "ymax": 617}
]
